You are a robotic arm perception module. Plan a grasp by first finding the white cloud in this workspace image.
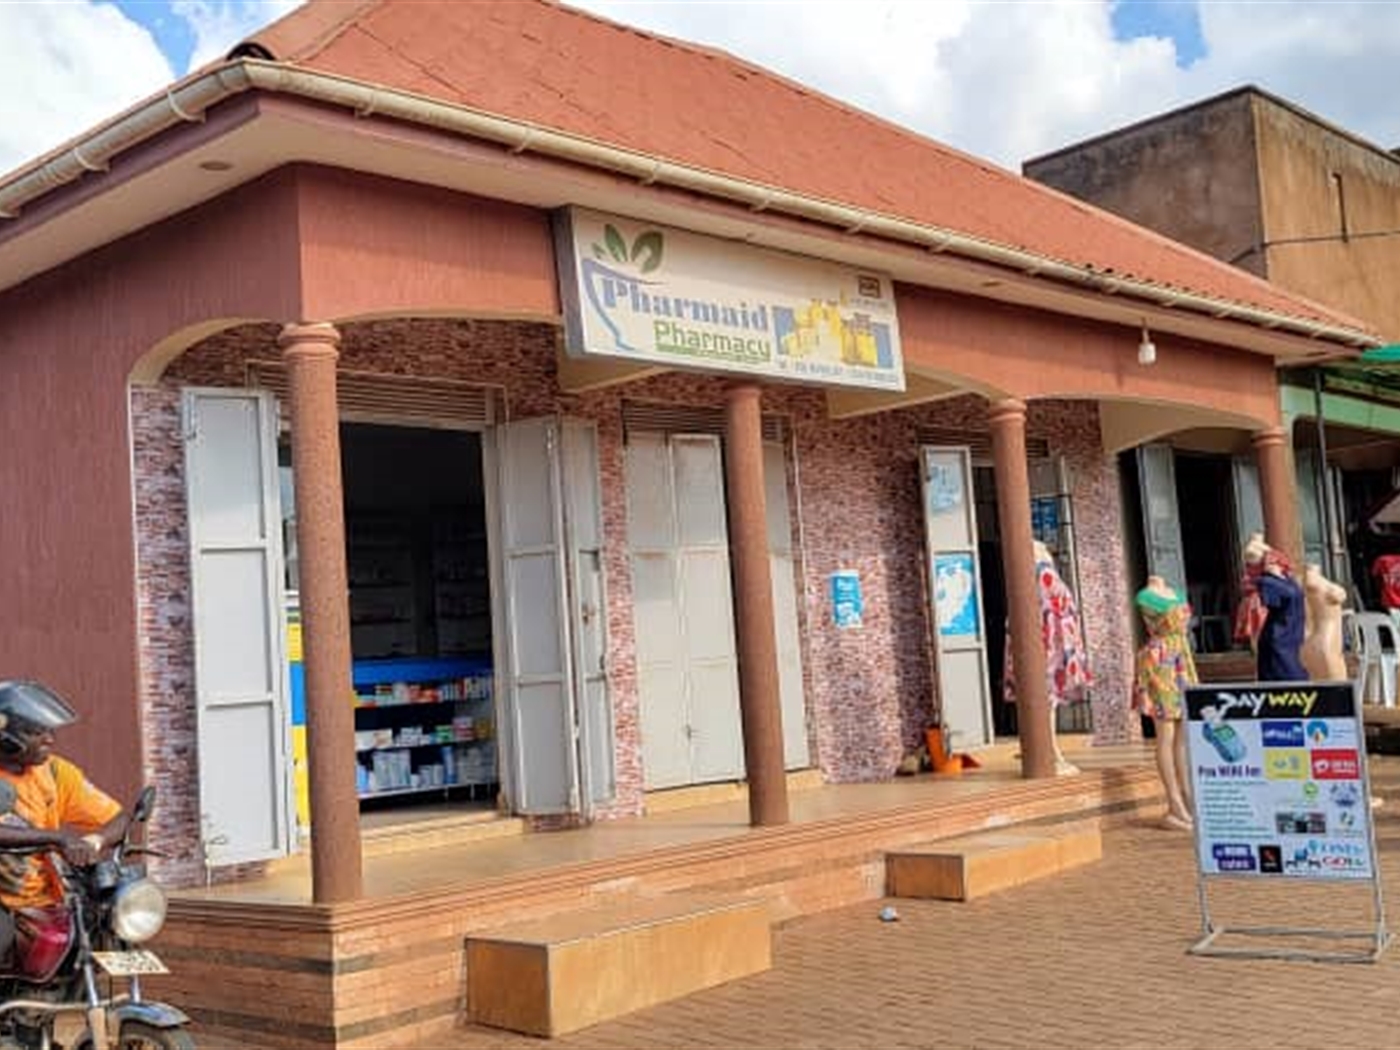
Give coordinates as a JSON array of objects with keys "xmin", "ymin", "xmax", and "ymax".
[
  {"xmin": 3, "ymin": 0, "xmax": 1400, "ymax": 184},
  {"xmin": 0, "ymin": 2, "xmax": 173, "ymax": 177},
  {"xmin": 172, "ymin": 0, "xmax": 303, "ymax": 69},
  {"xmin": 573, "ymin": 0, "xmax": 1400, "ymax": 168}
]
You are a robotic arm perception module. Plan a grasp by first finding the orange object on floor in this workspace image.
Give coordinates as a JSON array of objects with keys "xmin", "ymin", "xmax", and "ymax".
[
  {"xmin": 936, "ymin": 754, "xmax": 964, "ymax": 776},
  {"xmin": 926, "ymin": 728, "xmax": 963, "ymax": 775}
]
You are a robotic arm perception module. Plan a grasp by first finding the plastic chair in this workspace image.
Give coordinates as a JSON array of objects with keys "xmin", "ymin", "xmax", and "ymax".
[{"xmin": 1351, "ymin": 611, "xmax": 1399, "ymax": 708}]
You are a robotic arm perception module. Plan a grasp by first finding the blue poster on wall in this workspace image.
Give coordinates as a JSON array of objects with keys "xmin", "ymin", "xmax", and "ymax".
[
  {"xmin": 830, "ymin": 570, "xmax": 863, "ymax": 629},
  {"xmin": 934, "ymin": 552, "xmax": 980, "ymax": 639}
]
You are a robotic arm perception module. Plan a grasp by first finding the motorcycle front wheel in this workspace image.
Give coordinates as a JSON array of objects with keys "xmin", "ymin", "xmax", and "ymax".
[{"xmin": 76, "ymin": 1021, "xmax": 197, "ymax": 1050}]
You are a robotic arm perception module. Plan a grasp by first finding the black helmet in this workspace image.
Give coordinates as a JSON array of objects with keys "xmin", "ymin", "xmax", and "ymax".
[{"xmin": 0, "ymin": 680, "xmax": 78, "ymax": 756}]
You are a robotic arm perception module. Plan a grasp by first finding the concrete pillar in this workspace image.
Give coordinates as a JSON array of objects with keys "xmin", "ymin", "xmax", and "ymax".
[
  {"xmin": 1252, "ymin": 426, "xmax": 1301, "ymax": 565},
  {"xmin": 278, "ymin": 322, "xmax": 363, "ymax": 903},
  {"xmin": 989, "ymin": 399, "xmax": 1055, "ymax": 780},
  {"xmin": 724, "ymin": 383, "xmax": 789, "ymax": 826}
]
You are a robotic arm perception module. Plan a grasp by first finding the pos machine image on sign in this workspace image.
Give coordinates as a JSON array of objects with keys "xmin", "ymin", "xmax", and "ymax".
[
  {"xmin": 921, "ymin": 446, "xmax": 993, "ymax": 750},
  {"xmin": 1183, "ymin": 681, "xmax": 1391, "ymax": 962}
]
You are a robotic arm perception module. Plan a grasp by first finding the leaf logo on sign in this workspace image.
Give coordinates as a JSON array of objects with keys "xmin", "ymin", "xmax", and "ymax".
[{"xmin": 592, "ymin": 224, "xmax": 665, "ymax": 274}]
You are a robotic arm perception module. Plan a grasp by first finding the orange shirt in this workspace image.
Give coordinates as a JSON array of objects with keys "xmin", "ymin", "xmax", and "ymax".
[{"xmin": 0, "ymin": 756, "xmax": 122, "ymax": 909}]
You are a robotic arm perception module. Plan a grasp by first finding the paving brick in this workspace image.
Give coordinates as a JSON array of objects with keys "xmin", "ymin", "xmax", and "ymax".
[{"xmin": 409, "ymin": 756, "xmax": 1400, "ymax": 1050}]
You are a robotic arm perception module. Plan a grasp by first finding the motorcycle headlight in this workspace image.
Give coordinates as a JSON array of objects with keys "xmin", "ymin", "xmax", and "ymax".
[{"xmin": 111, "ymin": 878, "xmax": 167, "ymax": 944}]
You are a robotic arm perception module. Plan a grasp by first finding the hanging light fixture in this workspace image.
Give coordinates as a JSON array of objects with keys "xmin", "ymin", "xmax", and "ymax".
[{"xmin": 1138, "ymin": 321, "xmax": 1157, "ymax": 366}]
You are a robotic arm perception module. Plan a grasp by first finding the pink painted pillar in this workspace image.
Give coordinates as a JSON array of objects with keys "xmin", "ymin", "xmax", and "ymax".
[
  {"xmin": 278, "ymin": 322, "xmax": 363, "ymax": 903},
  {"xmin": 725, "ymin": 383, "xmax": 790, "ymax": 826},
  {"xmin": 989, "ymin": 399, "xmax": 1055, "ymax": 780}
]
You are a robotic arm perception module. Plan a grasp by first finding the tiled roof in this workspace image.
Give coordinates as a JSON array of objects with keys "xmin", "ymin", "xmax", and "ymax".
[{"xmin": 251, "ymin": 0, "xmax": 1365, "ymax": 331}]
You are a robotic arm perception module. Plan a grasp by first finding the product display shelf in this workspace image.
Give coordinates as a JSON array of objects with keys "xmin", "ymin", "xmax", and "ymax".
[{"xmin": 352, "ymin": 656, "xmax": 497, "ymax": 801}]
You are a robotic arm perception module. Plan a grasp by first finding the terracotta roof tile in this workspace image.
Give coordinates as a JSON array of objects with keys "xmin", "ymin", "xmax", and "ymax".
[{"xmin": 248, "ymin": 0, "xmax": 1367, "ymax": 332}]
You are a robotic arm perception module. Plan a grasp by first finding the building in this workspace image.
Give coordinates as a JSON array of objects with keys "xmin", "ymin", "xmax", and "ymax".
[
  {"xmin": 1025, "ymin": 86, "xmax": 1400, "ymax": 611},
  {"xmin": 0, "ymin": 0, "xmax": 1371, "ymax": 926}
]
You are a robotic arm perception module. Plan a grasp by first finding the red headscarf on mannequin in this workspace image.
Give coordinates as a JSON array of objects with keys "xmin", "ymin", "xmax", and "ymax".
[{"xmin": 1233, "ymin": 547, "xmax": 1294, "ymax": 645}]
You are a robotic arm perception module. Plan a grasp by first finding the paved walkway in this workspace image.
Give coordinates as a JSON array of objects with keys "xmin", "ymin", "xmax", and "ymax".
[{"xmin": 428, "ymin": 756, "xmax": 1400, "ymax": 1050}]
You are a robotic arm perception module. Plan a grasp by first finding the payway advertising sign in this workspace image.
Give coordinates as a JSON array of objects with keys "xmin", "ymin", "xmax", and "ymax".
[
  {"xmin": 1186, "ymin": 683, "xmax": 1375, "ymax": 881},
  {"xmin": 554, "ymin": 207, "xmax": 906, "ymax": 391}
]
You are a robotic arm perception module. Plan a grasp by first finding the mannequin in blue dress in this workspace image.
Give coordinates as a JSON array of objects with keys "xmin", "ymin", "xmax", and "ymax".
[{"xmin": 1237, "ymin": 533, "xmax": 1307, "ymax": 682}]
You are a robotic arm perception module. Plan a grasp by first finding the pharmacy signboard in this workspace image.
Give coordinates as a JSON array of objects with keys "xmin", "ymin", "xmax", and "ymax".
[{"xmin": 555, "ymin": 207, "xmax": 905, "ymax": 391}]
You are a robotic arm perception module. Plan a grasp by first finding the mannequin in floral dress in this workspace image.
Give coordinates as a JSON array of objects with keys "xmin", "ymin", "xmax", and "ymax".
[
  {"xmin": 1132, "ymin": 576, "xmax": 1197, "ymax": 830},
  {"xmin": 1004, "ymin": 540, "xmax": 1092, "ymax": 775}
]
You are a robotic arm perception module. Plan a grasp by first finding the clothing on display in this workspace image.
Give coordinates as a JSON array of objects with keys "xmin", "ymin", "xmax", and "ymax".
[
  {"xmin": 1003, "ymin": 549, "xmax": 1092, "ymax": 708},
  {"xmin": 1132, "ymin": 587, "xmax": 1198, "ymax": 722},
  {"xmin": 1372, "ymin": 553, "xmax": 1400, "ymax": 611},
  {"xmin": 1256, "ymin": 571, "xmax": 1307, "ymax": 681},
  {"xmin": 1233, "ymin": 536, "xmax": 1307, "ymax": 682}
]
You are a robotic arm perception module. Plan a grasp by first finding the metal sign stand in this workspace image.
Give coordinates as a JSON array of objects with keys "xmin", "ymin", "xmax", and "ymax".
[{"xmin": 1187, "ymin": 681, "xmax": 1392, "ymax": 964}]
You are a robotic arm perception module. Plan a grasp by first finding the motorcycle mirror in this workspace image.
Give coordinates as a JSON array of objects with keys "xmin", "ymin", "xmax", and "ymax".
[{"xmin": 131, "ymin": 785, "xmax": 157, "ymax": 824}]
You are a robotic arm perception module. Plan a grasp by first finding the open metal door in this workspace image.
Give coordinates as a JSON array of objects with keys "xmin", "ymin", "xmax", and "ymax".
[
  {"xmin": 183, "ymin": 388, "xmax": 291, "ymax": 864},
  {"xmin": 764, "ymin": 440, "xmax": 810, "ymax": 769},
  {"xmin": 922, "ymin": 446, "xmax": 994, "ymax": 751},
  {"xmin": 560, "ymin": 420, "xmax": 615, "ymax": 810},
  {"xmin": 497, "ymin": 418, "xmax": 581, "ymax": 815},
  {"xmin": 1232, "ymin": 455, "xmax": 1265, "ymax": 552},
  {"xmin": 1137, "ymin": 444, "xmax": 1188, "ymax": 594}
]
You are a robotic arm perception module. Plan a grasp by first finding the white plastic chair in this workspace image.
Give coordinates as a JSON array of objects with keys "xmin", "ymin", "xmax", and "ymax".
[{"xmin": 1350, "ymin": 611, "xmax": 1399, "ymax": 708}]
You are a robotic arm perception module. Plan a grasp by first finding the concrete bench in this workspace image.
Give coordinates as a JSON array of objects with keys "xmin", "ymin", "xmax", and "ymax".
[
  {"xmin": 886, "ymin": 824, "xmax": 1101, "ymax": 901},
  {"xmin": 466, "ymin": 893, "xmax": 772, "ymax": 1036}
]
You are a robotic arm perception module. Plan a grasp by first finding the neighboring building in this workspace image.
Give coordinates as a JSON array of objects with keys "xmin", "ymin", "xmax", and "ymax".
[
  {"xmin": 0, "ymin": 0, "xmax": 1371, "ymax": 909},
  {"xmin": 1026, "ymin": 86, "xmax": 1400, "ymax": 610}
]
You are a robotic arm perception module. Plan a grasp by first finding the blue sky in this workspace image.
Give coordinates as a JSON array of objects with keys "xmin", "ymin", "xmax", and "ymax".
[
  {"xmin": 1110, "ymin": 0, "xmax": 1206, "ymax": 66},
  {"xmin": 3, "ymin": 1, "xmax": 1400, "ymax": 176},
  {"xmin": 112, "ymin": 0, "xmax": 199, "ymax": 72}
]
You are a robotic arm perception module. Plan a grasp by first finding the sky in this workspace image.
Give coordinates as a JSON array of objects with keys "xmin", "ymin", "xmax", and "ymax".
[{"xmin": 2, "ymin": 0, "xmax": 1399, "ymax": 179}]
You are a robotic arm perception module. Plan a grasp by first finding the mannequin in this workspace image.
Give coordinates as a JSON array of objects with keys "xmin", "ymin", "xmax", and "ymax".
[
  {"xmin": 1233, "ymin": 532, "xmax": 1308, "ymax": 682},
  {"xmin": 1132, "ymin": 575, "xmax": 1196, "ymax": 830},
  {"xmin": 1300, "ymin": 563, "xmax": 1348, "ymax": 681},
  {"xmin": 1004, "ymin": 539, "xmax": 1092, "ymax": 775}
]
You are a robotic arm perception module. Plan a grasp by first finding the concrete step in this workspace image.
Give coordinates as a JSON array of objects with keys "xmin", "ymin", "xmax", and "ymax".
[
  {"xmin": 466, "ymin": 893, "xmax": 772, "ymax": 1037},
  {"xmin": 886, "ymin": 823, "xmax": 1101, "ymax": 901},
  {"xmin": 361, "ymin": 811, "xmax": 524, "ymax": 858}
]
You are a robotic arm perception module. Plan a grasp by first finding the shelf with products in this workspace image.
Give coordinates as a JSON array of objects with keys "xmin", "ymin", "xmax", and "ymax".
[
  {"xmin": 350, "ymin": 656, "xmax": 498, "ymax": 799},
  {"xmin": 358, "ymin": 739, "xmax": 498, "ymax": 796}
]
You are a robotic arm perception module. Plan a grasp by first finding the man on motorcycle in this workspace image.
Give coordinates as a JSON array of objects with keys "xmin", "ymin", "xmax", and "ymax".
[{"xmin": 0, "ymin": 681, "xmax": 129, "ymax": 969}]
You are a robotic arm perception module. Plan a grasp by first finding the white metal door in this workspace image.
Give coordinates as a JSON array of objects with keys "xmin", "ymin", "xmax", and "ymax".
[
  {"xmin": 560, "ymin": 420, "xmax": 615, "ymax": 810},
  {"xmin": 765, "ymin": 441, "xmax": 810, "ymax": 769},
  {"xmin": 183, "ymin": 388, "xmax": 291, "ymax": 864},
  {"xmin": 922, "ymin": 446, "xmax": 994, "ymax": 750},
  {"xmin": 675, "ymin": 435, "xmax": 745, "ymax": 782},
  {"xmin": 1138, "ymin": 443, "xmax": 1188, "ymax": 594},
  {"xmin": 627, "ymin": 433, "xmax": 744, "ymax": 788},
  {"xmin": 497, "ymin": 418, "xmax": 581, "ymax": 814}
]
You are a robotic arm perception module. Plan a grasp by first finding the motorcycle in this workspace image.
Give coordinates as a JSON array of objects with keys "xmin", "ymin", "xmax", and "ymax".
[{"xmin": 0, "ymin": 786, "xmax": 193, "ymax": 1050}]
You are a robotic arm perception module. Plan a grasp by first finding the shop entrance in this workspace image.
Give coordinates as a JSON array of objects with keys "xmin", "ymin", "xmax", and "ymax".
[
  {"xmin": 1128, "ymin": 443, "xmax": 1259, "ymax": 657},
  {"xmin": 185, "ymin": 382, "xmax": 614, "ymax": 864},
  {"xmin": 334, "ymin": 423, "xmax": 498, "ymax": 814}
]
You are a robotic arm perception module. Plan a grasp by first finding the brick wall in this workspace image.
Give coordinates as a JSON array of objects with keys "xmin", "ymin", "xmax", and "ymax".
[{"xmin": 130, "ymin": 318, "xmax": 1136, "ymax": 884}]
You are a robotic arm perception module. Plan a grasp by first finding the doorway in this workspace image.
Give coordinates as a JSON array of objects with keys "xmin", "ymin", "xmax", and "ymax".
[{"xmin": 283, "ymin": 423, "xmax": 500, "ymax": 817}]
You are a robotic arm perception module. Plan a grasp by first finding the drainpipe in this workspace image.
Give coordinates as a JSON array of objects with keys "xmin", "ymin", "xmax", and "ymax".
[
  {"xmin": 0, "ymin": 61, "xmax": 1378, "ymax": 352},
  {"xmin": 1312, "ymin": 368, "xmax": 1340, "ymax": 582}
]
